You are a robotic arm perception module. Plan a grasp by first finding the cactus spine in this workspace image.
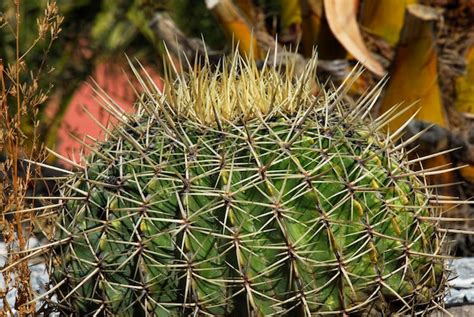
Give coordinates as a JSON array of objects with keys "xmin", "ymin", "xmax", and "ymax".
[{"xmin": 50, "ymin": 52, "xmax": 448, "ymax": 316}]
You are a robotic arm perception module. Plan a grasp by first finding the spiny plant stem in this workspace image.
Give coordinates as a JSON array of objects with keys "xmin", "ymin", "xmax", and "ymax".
[{"xmin": 34, "ymin": 50, "xmax": 470, "ymax": 316}]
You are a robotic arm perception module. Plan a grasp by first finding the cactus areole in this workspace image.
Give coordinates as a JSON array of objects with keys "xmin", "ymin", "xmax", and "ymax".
[{"xmin": 52, "ymin": 53, "xmax": 448, "ymax": 316}]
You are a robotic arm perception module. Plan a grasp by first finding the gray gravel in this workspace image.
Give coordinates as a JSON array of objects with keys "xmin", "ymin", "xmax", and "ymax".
[
  {"xmin": 446, "ymin": 257, "xmax": 474, "ymax": 306},
  {"xmin": 0, "ymin": 238, "xmax": 51, "ymax": 315},
  {"xmin": 1, "ymin": 241, "xmax": 474, "ymax": 314}
]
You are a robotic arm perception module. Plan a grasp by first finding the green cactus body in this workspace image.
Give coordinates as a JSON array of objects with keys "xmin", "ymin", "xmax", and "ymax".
[{"xmin": 52, "ymin": 54, "xmax": 446, "ymax": 316}]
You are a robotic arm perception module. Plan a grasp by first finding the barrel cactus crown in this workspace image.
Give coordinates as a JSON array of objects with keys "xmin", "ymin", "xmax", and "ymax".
[{"xmin": 51, "ymin": 52, "xmax": 448, "ymax": 316}]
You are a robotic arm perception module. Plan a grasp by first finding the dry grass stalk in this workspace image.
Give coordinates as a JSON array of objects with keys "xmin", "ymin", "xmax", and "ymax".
[{"xmin": 0, "ymin": 0, "xmax": 62, "ymax": 314}]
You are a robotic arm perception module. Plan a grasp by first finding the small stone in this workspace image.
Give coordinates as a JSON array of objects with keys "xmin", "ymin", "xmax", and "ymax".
[{"xmin": 446, "ymin": 258, "xmax": 474, "ymax": 306}]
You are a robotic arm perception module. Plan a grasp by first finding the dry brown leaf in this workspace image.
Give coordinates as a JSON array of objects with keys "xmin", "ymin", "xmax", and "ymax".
[
  {"xmin": 407, "ymin": 4, "xmax": 443, "ymax": 21},
  {"xmin": 206, "ymin": 0, "xmax": 262, "ymax": 59},
  {"xmin": 235, "ymin": 0, "xmax": 258, "ymax": 23},
  {"xmin": 300, "ymin": 0, "xmax": 323, "ymax": 57},
  {"xmin": 360, "ymin": 0, "xmax": 415, "ymax": 47},
  {"xmin": 378, "ymin": 9, "xmax": 459, "ymax": 211},
  {"xmin": 280, "ymin": 0, "xmax": 302, "ymax": 31},
  {"xmin": 378, "ymin": 10, "xmax": 447, "ymax": 129},
  {"xmin": 455, "ymin": 45, "xmax": 474, "ymax": 115},
  {"xmin": 454, "ymin": 45, "xmax": 474, "ymax": 183},
  {"xmin": 323, "ymin": 0, "xmax": 385, "ymax": 76}
]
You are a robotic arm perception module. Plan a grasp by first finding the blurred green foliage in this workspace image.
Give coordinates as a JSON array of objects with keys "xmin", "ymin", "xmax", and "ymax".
[
  {"xmin": 169, "ymin": 0, "xmax": 226, "ymax": 49},
  {"xmin": 0, "ymin": 0, "xmax": 164, "ymax": 148}
]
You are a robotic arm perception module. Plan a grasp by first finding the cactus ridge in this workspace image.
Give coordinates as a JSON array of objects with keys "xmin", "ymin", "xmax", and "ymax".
[{"xmin": 50, "ymin": 52, "xmax": 448, "ymax": 316}]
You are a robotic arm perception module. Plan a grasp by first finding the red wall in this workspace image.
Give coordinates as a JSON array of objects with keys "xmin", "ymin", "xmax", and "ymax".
[{"xmin": 52, "ymin": 62, "xmax": 163, "ymax": 164}]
